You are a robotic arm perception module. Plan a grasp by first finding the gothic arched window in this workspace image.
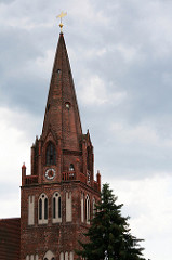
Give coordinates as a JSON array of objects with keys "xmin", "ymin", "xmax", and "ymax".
[
  {"xmin": 38, "ymin": 194, "xmax": 48, "ymax": 224},
  {"xmin": 84, "ymin": 195, "xmax": 90, "ymax": 224},
  {"xmin": 58, "ymin": 197, "xmax": 62, "ymax": 218},
  {"xmin": 52, "ymin": 192, "xmax": 62, "ymax": 223},
  {"xmin": 84, "ymin": 198, "xmax": 87, "ymax": 221},
  {"xmin": 46, "ymin": 142, "xmax": 56, "ymax": 166},
  {"xmin": 53, "ymin": 197, "xmax": 56, "ymax": 219},
  {"xmin": 44, "ymin": 198, "xmax": 48, "ymax": 220},
  {"xmin": 39, "ymin": 198, "xmax": 42, "ymax": 220},
  {"xmin": 81, "ymin": 192, "xmax": 84, "ymax": 223},
  {"xmin": 69, "ymin": 164, "xmax": 75, "ymax": 171}
]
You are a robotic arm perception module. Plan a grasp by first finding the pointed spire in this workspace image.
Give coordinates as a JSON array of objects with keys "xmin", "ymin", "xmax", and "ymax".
[{"xmin": 42, "ymin": 33, "xmax": 82, "ymax": 152}]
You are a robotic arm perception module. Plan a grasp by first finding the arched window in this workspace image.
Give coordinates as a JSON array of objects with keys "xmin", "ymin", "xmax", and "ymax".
[
  {"xmin": 39, "ymin": 198, "xmax": 42, "ymax": 220},
  {"xmin": 46, "ymin": 142, "xmax": 56, "ymax": 166},
  {"xmin": 65, "ymin": 252, "xmax": 68, "ymax": 260},
  {"xmin": 44, "ymin": 198, "xmax": 48, "ymax": 220},
  {"xmin": 81, "ymin": 192, "xmax": 84, "ymax": 223},
  {"xmin": 58, "ymin": 197, "xmax": 62, "ymax": 218},
  {"xmin": 52, "ymin": 192, "xmax": 62, "ymax": 223},
  {"xmin": 60, "ymin": 252, "xmax": 64, "ymax": 260},
  {"xmin": 88, "ymin": 196, "xmax": 90, "ymax": 222},
  {"xmin": 84, "ymin": 195, "xmax": 90, "ymax": 224},
  {"xmin": 69, "ymin": 164, "xmax": 75, "ymax": 171},
  {"xmin": 43, "ymin": 251, "xmax": 55, "ymax": 260},
  {"xmin": 38, "ymin": 194, "xmax": 48, "ymax": 224},
  {"xmin": 84, "ymin": 198, "xmax": 87, "ymax": 221},
  {"xmin": 69, "ymin": 251, "xmax": 74, "ymax": 260},
  {"xmin": 53, "ymin": 197, "xmax": 56, "ymax": 219}
]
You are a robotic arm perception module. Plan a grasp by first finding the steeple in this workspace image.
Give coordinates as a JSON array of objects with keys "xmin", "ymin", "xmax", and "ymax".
[
  {"xmin": 22, "ymin": 30, "xmax": 101, "ymax": 186},
  {"xmin": 42, "ymin": 32, "xmax": 82, "ymax": 152},
  {"xmin": 21, "ymin": 28, "xmax": 101, "ymax": 260}
]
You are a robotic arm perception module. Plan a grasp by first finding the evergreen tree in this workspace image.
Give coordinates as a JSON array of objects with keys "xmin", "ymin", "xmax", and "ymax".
[{"xmin": 76, "ymin": 183, "xmax": 145, "ymax": 260}]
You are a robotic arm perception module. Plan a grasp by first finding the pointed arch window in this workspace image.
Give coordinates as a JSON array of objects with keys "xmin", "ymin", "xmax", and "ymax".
[
  {"xmin": 69, "ymin": 164, "xmax": 75, "ymax": 171},
  {"xmin": 81, "ymin": 192, "xmax": 84, "ymax": 223},
  {"xmin": 84, "ymin": 195, "xmax": 90, "ymax": 224},
  {"xmin": 39, "ymin": 198, "xmax": 42, "ymax": 220},
  {"xmin": 84, "ymin": 198, "xmax": 87, "ymax": 221},
  {"xmin": 44, "ymin": 198, "xmax": 48, "ymax": 220},
  {"xmin": 58, "ymin": 196, "xmax": 62, "ymax": 218},
  {"xmin": 53, "ymin": 197, "xmax": 56, "ymax": 219},
  {"xmin": 46, "ymin": 142, "xmax": 56, "ymax": 166},
  {"xmin": 38, "ymin": 194, "xmax": 48, "ymax": 224},
  {"xmin": 52, "ymin": 192, "xmax": 62, "ymax": 223}
]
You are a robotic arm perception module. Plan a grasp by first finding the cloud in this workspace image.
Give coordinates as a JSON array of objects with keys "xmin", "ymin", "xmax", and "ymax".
[
  {"xmin": 0, "ymin": 106, "xmax": 43, "ymax": 218},
  {"xmin": 95, "ymin": 118, "xmax": 172, "ymax": 179},
  {"xmin": 111, "ymin": 121, "xmax": 159, "ymax": 145},
  {"xmin": 78, "ymin": 75, "xmax": 127, "ymax": 106},
  {"xmin": 104, "ymin": 175, "xmax": 172, "ymax": 260},
  {"xmin": 0, "ymin": 0, "xmax": 14, "ymax": 4},
  {"xmin": 0, "ymin": 106, "xmax": 42, "ymax": 180},
  {"xmin": 1, "ymin": 0, "xmax": 172, "ymax": 259}
]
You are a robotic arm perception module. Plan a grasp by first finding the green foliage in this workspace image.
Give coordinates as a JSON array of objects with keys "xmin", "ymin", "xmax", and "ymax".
[{"xmin": 76, "ymin": 183, "xmax": 145, "ymax": 260}]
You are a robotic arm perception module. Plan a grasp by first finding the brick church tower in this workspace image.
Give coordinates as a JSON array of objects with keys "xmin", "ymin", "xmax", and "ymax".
[{"xmin": 21, "ymin": 31, "xmax": 101, "ymax": 260}]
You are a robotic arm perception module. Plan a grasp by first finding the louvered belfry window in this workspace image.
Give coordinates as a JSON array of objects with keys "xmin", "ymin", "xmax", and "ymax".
[{"xmin": 46, "ymin": 142, "xmax": 56, "ymax": 165}]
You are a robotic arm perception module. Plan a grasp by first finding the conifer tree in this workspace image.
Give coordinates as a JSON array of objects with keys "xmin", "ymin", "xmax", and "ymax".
[{"xmin": 76, "ymin": 183, "xmax": 145, "ymax": 260}]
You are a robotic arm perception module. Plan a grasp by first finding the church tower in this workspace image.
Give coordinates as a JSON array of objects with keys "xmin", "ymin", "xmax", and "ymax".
[{"xmin": 21, "ymin": 30, "xmax": 101, "ymax": 260}]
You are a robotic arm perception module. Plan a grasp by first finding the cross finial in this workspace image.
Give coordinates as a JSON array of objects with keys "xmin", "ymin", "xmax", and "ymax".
[{"xmin": 57, "ymin": 11, "xmax": 67, "ymax": 33}]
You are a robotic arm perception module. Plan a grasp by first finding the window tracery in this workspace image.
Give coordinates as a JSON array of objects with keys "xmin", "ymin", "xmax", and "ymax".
[
  {"xmin": 46, "ymin": 142, "xmax": 56, "ymax": 166},
  {"xmin": 38, "ymin": 194, "xmax": 48, "ymax": 224},
  {"xmin": 52, "ymin": 192, "xmax": 62, "ymax": 223}
]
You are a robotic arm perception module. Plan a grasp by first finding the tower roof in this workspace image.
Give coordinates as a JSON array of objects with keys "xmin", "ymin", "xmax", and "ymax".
[{"xmin": 42, "ymin": 33, "xmax": 82, "ymax": 152}]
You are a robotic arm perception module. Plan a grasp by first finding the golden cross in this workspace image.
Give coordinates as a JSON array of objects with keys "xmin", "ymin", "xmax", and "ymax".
[{"xmin": 57, "ymin": 11, "xmax": 67, "ymax": 32}]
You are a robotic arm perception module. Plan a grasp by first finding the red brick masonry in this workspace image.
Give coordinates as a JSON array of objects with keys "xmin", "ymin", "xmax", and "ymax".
[{"xmin": 0, "ymin": 218, "xmax": 21, "ymax": 260}]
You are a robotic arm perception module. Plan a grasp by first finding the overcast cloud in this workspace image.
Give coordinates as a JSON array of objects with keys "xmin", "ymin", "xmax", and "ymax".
[{"xmin": 1, "ymin": 1, "xmax": 172, "ymax": 259}]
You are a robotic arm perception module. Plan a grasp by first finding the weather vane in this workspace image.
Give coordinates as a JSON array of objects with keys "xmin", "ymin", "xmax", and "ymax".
[{"xmin": 57, "ymin": 11, "xmax": 67, "ymax": 33}]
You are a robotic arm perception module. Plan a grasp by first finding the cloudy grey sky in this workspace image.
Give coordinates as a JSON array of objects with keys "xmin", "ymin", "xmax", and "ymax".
[{"xmin": 1, "ymin": 0, "xmax": 172, "ymax": 259}]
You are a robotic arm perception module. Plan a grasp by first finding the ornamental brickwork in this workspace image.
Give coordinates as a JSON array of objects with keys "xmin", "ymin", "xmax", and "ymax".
[{"xmin": 21, "ymin": 33, "xmax": 101, "ymax": 260}]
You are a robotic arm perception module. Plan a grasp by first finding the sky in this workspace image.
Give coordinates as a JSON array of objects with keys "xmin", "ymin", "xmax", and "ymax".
[{"xmin": 0, "ymin": 0, "xmax": 172, "ymax": 259}]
